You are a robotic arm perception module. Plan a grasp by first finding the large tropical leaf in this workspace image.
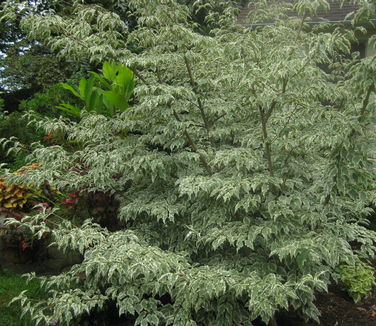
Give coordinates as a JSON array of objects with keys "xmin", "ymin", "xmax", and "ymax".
[
  {"xmin": 89, "ymin": 71, "xmax": 112, "ymax": 89},
  {"xmin": 60, "ymin": 83, "xmax": 80, "ymax": 98},
  {"xmin": 102, "ymin": 61, "xmax": 117, "ymax": 81},
  {"xmin": 78, "ymin": 77, "xmax": 87, "ymax": 100},
  {"xmin": 103, "ymin": 90, "xmax": 128, "ymax": 112},
  {"xmin": 84, "ymin": 76, "xmax": 96, "ymax": 110}
]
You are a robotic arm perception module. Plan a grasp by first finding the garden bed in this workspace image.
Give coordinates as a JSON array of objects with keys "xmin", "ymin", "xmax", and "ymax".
[
  {"xmin": 276, "ymin": 286, "xmax": 376, "ymax": 326},
  {"xmin": 279, "ymin": 259, "xmax": 376, "ymax": 326}
]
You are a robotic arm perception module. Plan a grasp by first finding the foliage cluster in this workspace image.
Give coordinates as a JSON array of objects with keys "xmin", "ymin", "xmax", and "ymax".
[
  {"xmin": 0, "ymin": 0, "xmax": 78, "ymax": 93},
  {"xmin": 0, "ymin": 163, "xmax": 44, "ymax": 210},
  {"xmin": 58, "ymin": 62, "xmax": 135, "ymax": 118},
  {"xmin": 336, "ymin": 260, "xmax": 376, "ymax": 303},
  {"xmin": 0, "ymin": 0, "xmax": 376, "ymax": 325},
  {"xmin": 19, "ymin": 84, "xmax": 80, "ymax": 119},
  {"xmin": 0, "ymin": 83, "xmax": 80, "ymax": 170},
  {"xmin": 0, "ymin": 111, "xmax": 43, "ymax": 170},
  {"xmin": 0, "ymin": 178, "xmax": 32, "ymax": 209}
]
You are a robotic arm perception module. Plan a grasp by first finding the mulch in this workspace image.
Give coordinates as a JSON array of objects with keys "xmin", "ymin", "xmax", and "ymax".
[{"xmin": 305, "ymin": 286, "xmax": 376, "ymax": 326}]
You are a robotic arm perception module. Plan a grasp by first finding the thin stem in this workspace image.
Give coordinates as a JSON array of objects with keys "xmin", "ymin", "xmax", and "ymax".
[
  {"xmin": 211, "ymin": 113, "xmax": 227, "ymax": 124},
  {"xmin": 324, "ymin": 85, "xmax": 374, "ymax": 206},
  {"xmin": 360, "ymin": 84, "xmax": 374, "ymax": 118},
  {"xmin": 172, "ymin": 110, "xmax": 213, "ymax": 175},
  {"xmin": 156, "ymin": 66, "xmax": 163, "ymax": 84},
  {"xmin": 132, "ymin": 68, "xmax": 149, "ymax": 85},
  {"xmin": 296, "ymin": 13, "xmax": 306, "ymax": 41},
  {"xmin": 151, "ymin": 59, "xmax": 213, "ymax": 175},
  {"xmin": 183, "ymin": 55, "xmax": 211, "ymax": 131},
  {"xmin": 259, "ymin": 107, "xmax": 274, "ymax": 177},
  {"xmin": 258, "ymin": 77, "xmax": 289, "ymax": 177}
]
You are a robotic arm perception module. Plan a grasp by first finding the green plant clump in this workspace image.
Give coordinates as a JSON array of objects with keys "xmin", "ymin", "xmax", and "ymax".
[
  {"xmin": 1, "ymin": 0, "xmax": 376, "ymax": 325},
  {"xmin": 58, "ymin": 61, "xmax": 135, "ymax": 118},
  {"xmin": 0, "ymin": 111, "xmax": 43, "ymax": 170},
  {"xmin": 336, "ymin": 260, "xmax": 376, "ymax": 303}
]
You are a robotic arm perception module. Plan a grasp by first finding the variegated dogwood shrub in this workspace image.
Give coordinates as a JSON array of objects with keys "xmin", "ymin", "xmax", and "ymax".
[{"xmin": 1, "ymin": 0, "xmax": 376, "ymax": 325}]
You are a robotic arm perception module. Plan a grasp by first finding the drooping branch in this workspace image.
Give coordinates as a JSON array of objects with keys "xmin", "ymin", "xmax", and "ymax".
[
  {"xmin": 116, "ymin": 60, "xmax": 213, "ymax": 175},
  {"xmin": 349, "ymin": 84, "xmax": 375, "ymax": 138},
  {"xmin": 143, "ymin": 63, "xmax": 212, "ymax": 175}
]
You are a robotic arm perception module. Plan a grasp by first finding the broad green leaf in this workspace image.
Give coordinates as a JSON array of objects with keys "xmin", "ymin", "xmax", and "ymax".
[
  {"xmin": 84, "ymin": 76, "xmax": 96, "ymax": 110},
  {"xmin": 102, "ymin": 61, "xmax": 116, "ymax": 81},
  {"xmin": 103, "ymin": 90, "xmax": 128, "ymax": 111},
  {"xmin": 78, "ymin": 77, "xmax": 87, "ymax": 100},
  {"xmin": 87, "ymin": 89, "xmax": 101, "ymax": 113},
  {"xmin": 115, "ymin": 66, "xmax": 134, "ymax": 89},
  {"xmin": 55, "ymin": 104, "xmax": 81, "ymax": 117},
  {"xmin": 89, "ymin": 71, "xmax": 112, "ymax": 89},
  {"xmin": 60, "ymin": 83, "xmax": 80, "ymax": 98}
]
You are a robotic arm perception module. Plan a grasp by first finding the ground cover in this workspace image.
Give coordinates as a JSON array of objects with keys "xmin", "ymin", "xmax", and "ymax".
[{"xmin": 0, "ymin": 269, "xmax": 44, "ymax": 326}]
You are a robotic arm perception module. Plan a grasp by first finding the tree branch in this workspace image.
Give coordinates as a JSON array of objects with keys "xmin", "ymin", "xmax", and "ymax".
[
  {"xmin": 360, "ymin": 84, "xmax": 374, "ymax": 118},
  {"xmin": 259, "ymin": 106, "xmax": 274, "ymax": 177},
  {"xmin": 132, "ymin": 68, "xmax": 149, "ymax": 85},
  {"xmin": 183, "ymin": 55, "xmax": 211, "ymax": 131},
  {"xmin": 259, "ymin": 77, "xmax": 289, "ymax": 177},
  {"xmin": 172, "ymin": 110, "xmax": 213, "ymax": 175}
]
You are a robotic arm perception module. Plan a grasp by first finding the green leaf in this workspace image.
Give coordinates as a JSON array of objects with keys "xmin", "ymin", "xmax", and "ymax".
[
  {"xmin": 89, "ymin": 71, "xmax": 112, "ymax": 89},
  {"xmin": 84, "ymin": 76, "xmax": 96, "ymax": 110},
  {"xmin": 78, "ymin": 77, "xmax": 87, "ymax": 100},
  {"xmin": 115, "ymin": 66, "xmax": 134, "ymax": 89},
  {"xmin": 60, "ymin": 83, "xmax": 80, "ymax": 98},
  {"xmin": 296, "ymin": 249, "xmax": 310, "ymax": 272},
  {"xmin": 103, "ymin": 90, "xmax": 128, "ymax": 112},
  {"xmin": 87, "ymin": 89, "xmax": 101, "ymax": 113},
  {"xmin": 55, "ymin": 103, "xmax": 81, "ymax": 117},
  {"xmin": 102, "ymin": 61, "xmax": 116, "ymax": 81}
]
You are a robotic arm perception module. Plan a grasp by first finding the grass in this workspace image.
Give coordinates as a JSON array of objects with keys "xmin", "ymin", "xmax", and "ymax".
[{"xmin": 0, "ymin": 269, "xmax": 45, "ymax": 326}]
